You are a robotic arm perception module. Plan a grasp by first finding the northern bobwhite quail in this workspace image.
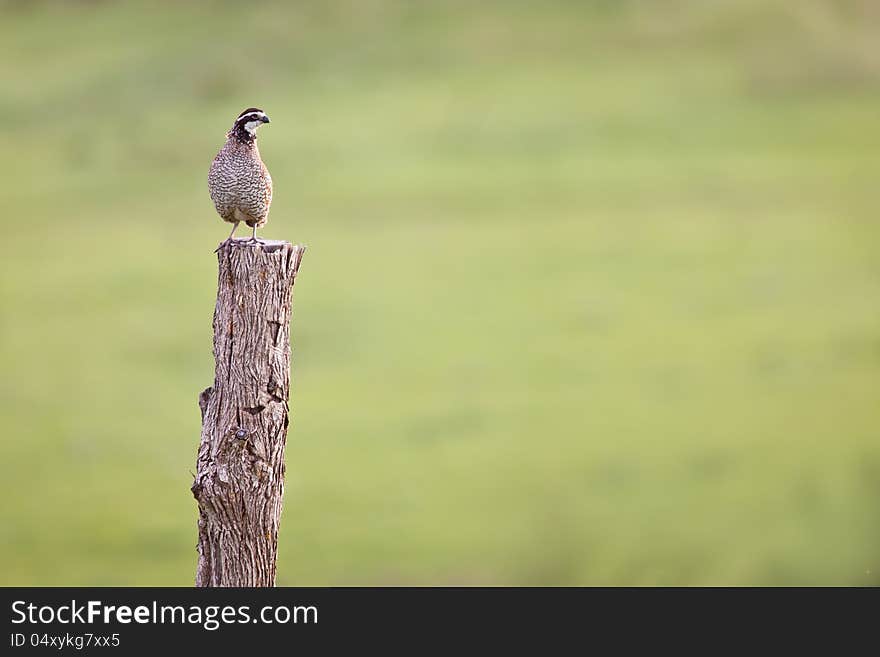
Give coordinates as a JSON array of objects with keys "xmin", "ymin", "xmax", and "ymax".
[{"xmin": 208, "ymin": 107, "xmax": 273, "ymax": 245}]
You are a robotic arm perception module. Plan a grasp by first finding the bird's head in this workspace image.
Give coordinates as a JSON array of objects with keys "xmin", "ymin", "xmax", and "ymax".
[{"xmin": 229, "ymin": 107, "xmax": 270, "ymax": 142}]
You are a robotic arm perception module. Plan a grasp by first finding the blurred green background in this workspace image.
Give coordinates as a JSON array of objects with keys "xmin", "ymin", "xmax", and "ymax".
[{"xmin": 1, "ymin": 0, "xmax": 879, "ymax": 586}]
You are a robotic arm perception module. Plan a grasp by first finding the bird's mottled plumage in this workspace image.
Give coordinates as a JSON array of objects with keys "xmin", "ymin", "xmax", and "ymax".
[{"xmin": 208, "ymin": 108, "xmax": 273, "ymax": 242}]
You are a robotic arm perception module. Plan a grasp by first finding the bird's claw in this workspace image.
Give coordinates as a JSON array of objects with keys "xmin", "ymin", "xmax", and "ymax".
[
  {"xmin": 214, "ymin": 239, "xmax": 229, "ymax": 253},
  {"xmin": 215, "ymin": 236, "xmax": 264, "ymax": 252}
]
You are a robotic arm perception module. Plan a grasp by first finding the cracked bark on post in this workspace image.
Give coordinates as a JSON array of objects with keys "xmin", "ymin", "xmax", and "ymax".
[{"xmin": 192, "ymin": 240, "xmax": 305, "ymax": 587}]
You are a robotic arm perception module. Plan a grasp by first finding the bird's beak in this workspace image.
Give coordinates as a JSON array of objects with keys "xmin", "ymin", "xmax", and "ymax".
[{"xmin": 262, "ymin": 115, "xmax": 271, "ymax": 124}]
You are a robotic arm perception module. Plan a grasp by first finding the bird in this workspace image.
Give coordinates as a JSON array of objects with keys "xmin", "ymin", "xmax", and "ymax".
[{"xmin": 208, "ymin": 107, "xmax": 273, "ymax": 246}]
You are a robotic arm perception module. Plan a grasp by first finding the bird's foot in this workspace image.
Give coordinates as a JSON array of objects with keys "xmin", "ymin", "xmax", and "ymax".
[{"xmin": 215, "ymin": 236, "xmax": 264, "ymax": 252}]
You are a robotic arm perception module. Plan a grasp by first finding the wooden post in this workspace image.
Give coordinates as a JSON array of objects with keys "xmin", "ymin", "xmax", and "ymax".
[{"xmin": 191, "ymin": 240, "xmax": 306, "ymax": 587}]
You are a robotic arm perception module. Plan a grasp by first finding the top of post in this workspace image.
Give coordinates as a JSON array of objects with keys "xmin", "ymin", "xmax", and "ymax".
[
  {"xmin": 215, "ymin": 239, "xmax": 306, "ymax": 280},
  {"xmin": 217, "ymin": 238, "xmax": 294, "ymax": 254}
]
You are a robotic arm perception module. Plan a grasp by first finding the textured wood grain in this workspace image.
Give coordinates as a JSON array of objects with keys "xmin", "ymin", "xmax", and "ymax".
[{"xmin": 192, "ymin": 239, "xmax": 305, "ymax": 587}]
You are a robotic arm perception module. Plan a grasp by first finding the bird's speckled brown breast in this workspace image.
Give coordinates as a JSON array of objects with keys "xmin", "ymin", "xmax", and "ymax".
[{"xmin": 208, "ymin": 137, "xmax": 273, "ymax": 228}]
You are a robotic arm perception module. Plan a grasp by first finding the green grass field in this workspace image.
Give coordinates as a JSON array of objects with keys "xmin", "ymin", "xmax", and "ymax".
[{"xmin": 1, "ymin": 0, "xmax": 879, "ymax": 585}]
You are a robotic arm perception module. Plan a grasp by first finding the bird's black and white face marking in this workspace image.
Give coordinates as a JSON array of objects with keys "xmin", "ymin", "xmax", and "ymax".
[{"xmin": 232, "ymin": 107, "xmax": 271, "ymax": 139}]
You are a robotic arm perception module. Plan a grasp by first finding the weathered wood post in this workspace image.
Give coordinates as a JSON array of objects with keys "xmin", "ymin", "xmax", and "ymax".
[{"xmin": 191, "ymin": 240, "xmax": 306, "ymax": 587}]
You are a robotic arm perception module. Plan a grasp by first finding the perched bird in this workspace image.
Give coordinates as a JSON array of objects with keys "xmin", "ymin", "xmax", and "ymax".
[{"xmin": 208, "ymin": 107, "xmax": 273, "ymax": 245}]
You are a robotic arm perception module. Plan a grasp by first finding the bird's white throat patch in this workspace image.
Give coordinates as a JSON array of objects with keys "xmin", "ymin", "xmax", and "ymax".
[{"xmin": 244, "ymin": 120, "xmax": 262, "ymax": 135}]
